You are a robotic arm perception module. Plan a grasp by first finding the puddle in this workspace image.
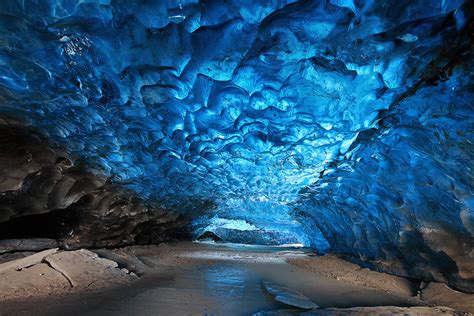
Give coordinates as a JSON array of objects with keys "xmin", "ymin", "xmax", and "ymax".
[{"xmin": 0, "ymin": 244, "xmax": 419, "ymax": 315}]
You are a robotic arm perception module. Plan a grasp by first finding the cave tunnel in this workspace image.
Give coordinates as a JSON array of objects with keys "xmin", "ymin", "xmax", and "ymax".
[{"xmin": 0, "ymin": 0, "xmax": 473, "ymax": 314}]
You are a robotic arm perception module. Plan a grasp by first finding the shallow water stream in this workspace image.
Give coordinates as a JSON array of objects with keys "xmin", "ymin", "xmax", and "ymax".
[{"xmin": 0, "ymin": 243, "xmax": 419, "ymax": 315}]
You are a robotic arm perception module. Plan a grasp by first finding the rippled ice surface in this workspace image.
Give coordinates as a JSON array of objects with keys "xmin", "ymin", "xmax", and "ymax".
[{"xmin": 0, "ymin": 0, "xmax": 472, "ymax": 256}]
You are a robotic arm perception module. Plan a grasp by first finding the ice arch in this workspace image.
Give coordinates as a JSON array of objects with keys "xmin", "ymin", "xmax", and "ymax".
[{"xmin": 0, "ymin": 0, "xmax": 472, "ymax": 291}]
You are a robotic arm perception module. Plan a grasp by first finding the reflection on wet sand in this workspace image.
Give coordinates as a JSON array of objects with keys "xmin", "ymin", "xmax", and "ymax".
[{"xmin": 0, "ymin": 242, "xmax": 426, "ymax": 315}]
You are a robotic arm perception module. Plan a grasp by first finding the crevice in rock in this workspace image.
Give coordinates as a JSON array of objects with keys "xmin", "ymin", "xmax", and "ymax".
[
  {"xmin": 0, "ymin": 239, "xmax": 59, "ymax": 254},
  {"xmin": 42, "ymin": 256, "xmax": 75, "ymax": 288}
]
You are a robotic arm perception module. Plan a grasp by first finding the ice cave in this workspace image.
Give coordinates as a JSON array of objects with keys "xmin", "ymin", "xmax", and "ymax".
[{"xmin": 0, "ymin": 0, "xmax": 473, "ymax": 315}]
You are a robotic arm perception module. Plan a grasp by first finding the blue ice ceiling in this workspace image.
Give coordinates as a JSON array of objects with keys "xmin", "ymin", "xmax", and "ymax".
[{"xmin": 0, "ymin": 1, "xmax": 473, "ymax": 253}]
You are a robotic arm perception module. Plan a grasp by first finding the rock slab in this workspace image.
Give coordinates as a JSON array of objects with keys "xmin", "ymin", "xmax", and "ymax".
[{"xmin": 0, "ymin": 249, "xmax": 137, "ymax": 301}]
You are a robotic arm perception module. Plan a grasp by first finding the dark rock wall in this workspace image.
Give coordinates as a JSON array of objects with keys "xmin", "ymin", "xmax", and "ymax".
[{"xmin": 0, "ymin": 116, "xmax": 190, "ymax": 249}]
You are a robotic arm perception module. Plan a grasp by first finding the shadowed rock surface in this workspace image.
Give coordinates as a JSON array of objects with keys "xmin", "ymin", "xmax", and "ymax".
[
  {"xmin": 0, "ymin": 120, "xmax": 191, "ymax": 248},
  {"xmin": 0, "ymin": 238, "xmax": 59, "ymax": 253}
]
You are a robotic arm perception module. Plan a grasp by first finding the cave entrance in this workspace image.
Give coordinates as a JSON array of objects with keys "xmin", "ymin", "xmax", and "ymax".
[
  {"xmin": 0, "ymin": 209, "xmax": 77, "ymax": 240},
  {"xmin": 190, "ymin": 198, "xmax": 329, "ymax": 250}
]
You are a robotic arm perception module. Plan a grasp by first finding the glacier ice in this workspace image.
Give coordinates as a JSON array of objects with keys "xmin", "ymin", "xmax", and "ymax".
[
  {"xmin": 0, "ymin": 0, "xmax": 472, "ymax": 290},
  {"xmin": 192, "ymin": 199, "xmax": 315, "ymax": 246}
]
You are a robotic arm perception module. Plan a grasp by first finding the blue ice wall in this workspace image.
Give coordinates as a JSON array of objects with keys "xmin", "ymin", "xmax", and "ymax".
[
  {"xmin": 0, "ymin": 0, "xmax": 472, "ymax": 274},
  {"xmin": 295, "ymin": 61, "xmax": 474, "ymax": 286}
]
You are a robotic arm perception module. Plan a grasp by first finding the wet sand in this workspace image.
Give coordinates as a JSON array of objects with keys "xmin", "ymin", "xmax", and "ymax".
[{"xmin": 0, "ymin": 242, "xmax": 470, "ymax": 315}]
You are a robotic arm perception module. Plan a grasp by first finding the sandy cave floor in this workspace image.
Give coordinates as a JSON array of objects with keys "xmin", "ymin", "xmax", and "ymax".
[{"xmin": 0, "ymin": 242, "xmax": 472, "ymax": 315}]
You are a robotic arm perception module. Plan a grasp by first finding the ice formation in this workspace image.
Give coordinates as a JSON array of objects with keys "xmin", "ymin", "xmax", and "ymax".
[{"xmin": 0, "ymin": 0, "xmax": 472, "ymax": 290}]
